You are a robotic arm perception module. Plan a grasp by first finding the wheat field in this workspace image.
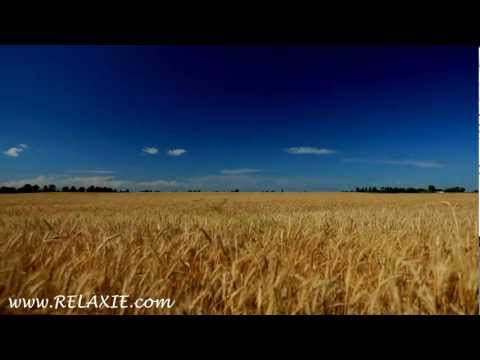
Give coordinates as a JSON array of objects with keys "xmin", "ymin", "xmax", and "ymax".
[{"xmin": 0, "ymin": 192, "xmax": 477, "ymax": 314}]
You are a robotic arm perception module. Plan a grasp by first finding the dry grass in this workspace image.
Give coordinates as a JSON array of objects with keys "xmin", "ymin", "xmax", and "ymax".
[{"xmin": 0, "ymin": 192, "xmax": 477, "ymax": 314}]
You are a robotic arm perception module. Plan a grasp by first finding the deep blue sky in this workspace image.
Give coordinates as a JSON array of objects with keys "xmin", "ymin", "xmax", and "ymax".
[{"xmin": 0, "ymin": 45, "xmax": 477, "ymax": 191}]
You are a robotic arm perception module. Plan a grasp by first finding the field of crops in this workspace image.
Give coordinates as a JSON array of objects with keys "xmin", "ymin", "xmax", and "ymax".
[{"xmin": 0, "ymin": 192, "xmax": 477, "ymax": 314}]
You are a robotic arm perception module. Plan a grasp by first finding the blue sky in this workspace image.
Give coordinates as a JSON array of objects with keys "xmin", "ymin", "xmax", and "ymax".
[{"xmin": 0, "ymin": 45, "xmax": 477, "ymax": 191}]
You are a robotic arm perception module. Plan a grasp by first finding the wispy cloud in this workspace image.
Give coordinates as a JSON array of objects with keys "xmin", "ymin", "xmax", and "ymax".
[
  {"xmin": 66, "ymin": 170, "xmax": 116, "ymax": 174},
  {"xmin": 0, "ymin": 175, "xmax": 182, "ymax": 191},
  {"xmin": 382, "ymin": 160, "xmax": 444, "ymax": 168},
  {"xmin": 0, "ymin": 173, "xmax": 354, "ymax": 192},
  {"xmin": 142, "ymin": 146, "xmax": 159, "ymax": 155},
  {"xmin": 343, "ymin": 158, "xmax": 444, "ymax": 168},
  {"xmin": 0, "ymin": 176, "xmax": 54, "ymax": 187},
  {"xmin": 187, "ymin": 174, "xmax": 261, "ymax": 190},
  {"xmin": 167, "ymin": 149, "xmax": 186, "ymax": 157},
  {"xmin": 0, "ymin": 175, "xmax": 125, "ymax": 188},
  {"xmin": 286, "ymin": 147, "xmax": 336, "ymax": 155},
  {"xmin": 221, "ymin": 168, "xmax": 263, "ymax": 175},
  {"xmin": 3, "ymin": 144, "xmax": 30, "ymax": 157},
  {"xmin": 61, "ymin": 176, "xmax": 127, "ymax": 187},
  {"xmin": 187, "ymin": 174, "xmax": 350, "ymax": 191},
  {"xmin": 136, "ymin": 179, "xmax": 178, "ymax": 187}
]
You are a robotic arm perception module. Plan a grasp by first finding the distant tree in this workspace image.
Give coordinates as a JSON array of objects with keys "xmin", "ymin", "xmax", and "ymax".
[
  {"xmin": 0, "ymin": 186, "xmax": 16, "ymax": 193},
  {"xmin": 62, "ymin": 186, "xmax": 69, "ymax": 192},
  {"xmin": 352, "ymin": 185, "xmax": 470, "ymax": 193},
  {"xmin": 444, "ymin": 186, "xmax": 465, "ymax": 193},
  {"xmin": 19, "ymin": 184, "xmax": 33, "ymax": 193},
  {"xmin": 78, "ymin": 186, "xmax": 85, "ymax": 192}
]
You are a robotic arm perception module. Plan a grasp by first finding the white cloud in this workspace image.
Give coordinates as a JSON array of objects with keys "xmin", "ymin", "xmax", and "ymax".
[
  {"xmin": 167, "ymin": 149, "xmax": 187, "ymax": 157},
  {"xmin": 3, "ymin": 147, "xmax": 22, "ymax": 157},
  {"xmin": 286, "ymin": 147, "xmax": 336, "ymax": 155},
  {"xmin": 142, "ymin": 147, "xmax": 159, "ymax": 155},
  {"xmin": 3, "ymin": 143, "xmax": 30, "ymax": 157},
  {"xmin": 343, "ymin": 158, "xmax": 444, "ymax": 168},
  {"xmin": 221, "ymin": 168, "xmax": 263, "ymax": 175}
]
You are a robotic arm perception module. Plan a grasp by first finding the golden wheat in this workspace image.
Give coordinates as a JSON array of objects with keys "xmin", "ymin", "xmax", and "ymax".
[{"xmin": 0, "ymin": 192, "xmax": 477, "ymax": 314}]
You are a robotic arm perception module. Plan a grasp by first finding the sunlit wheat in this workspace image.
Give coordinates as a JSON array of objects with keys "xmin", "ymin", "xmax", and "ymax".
[{"xmin": 0, "ymin": 192, "xmax": 477, "ymax": 314}]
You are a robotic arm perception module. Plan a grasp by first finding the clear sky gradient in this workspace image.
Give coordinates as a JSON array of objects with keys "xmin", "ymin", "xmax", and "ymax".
[{"xmin": 0, "ymin": 45, "xmax": 477, "ymax": 191}]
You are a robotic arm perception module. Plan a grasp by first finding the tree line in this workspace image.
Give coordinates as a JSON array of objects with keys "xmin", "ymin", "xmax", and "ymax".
[
  {"xmin": 0, "ymin": 183, "xmax": 473, "ymax": 194},
  {"xmin": 0, "ymin": 185, "xmax": 243, "ymax": 193},
  {"xmin": 354, "ymin": 185, "xmax": 467, "ymax": 193},
  {"xmin": 0, "ymin": 184, "xmax": 130, "ymax": 194}
]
